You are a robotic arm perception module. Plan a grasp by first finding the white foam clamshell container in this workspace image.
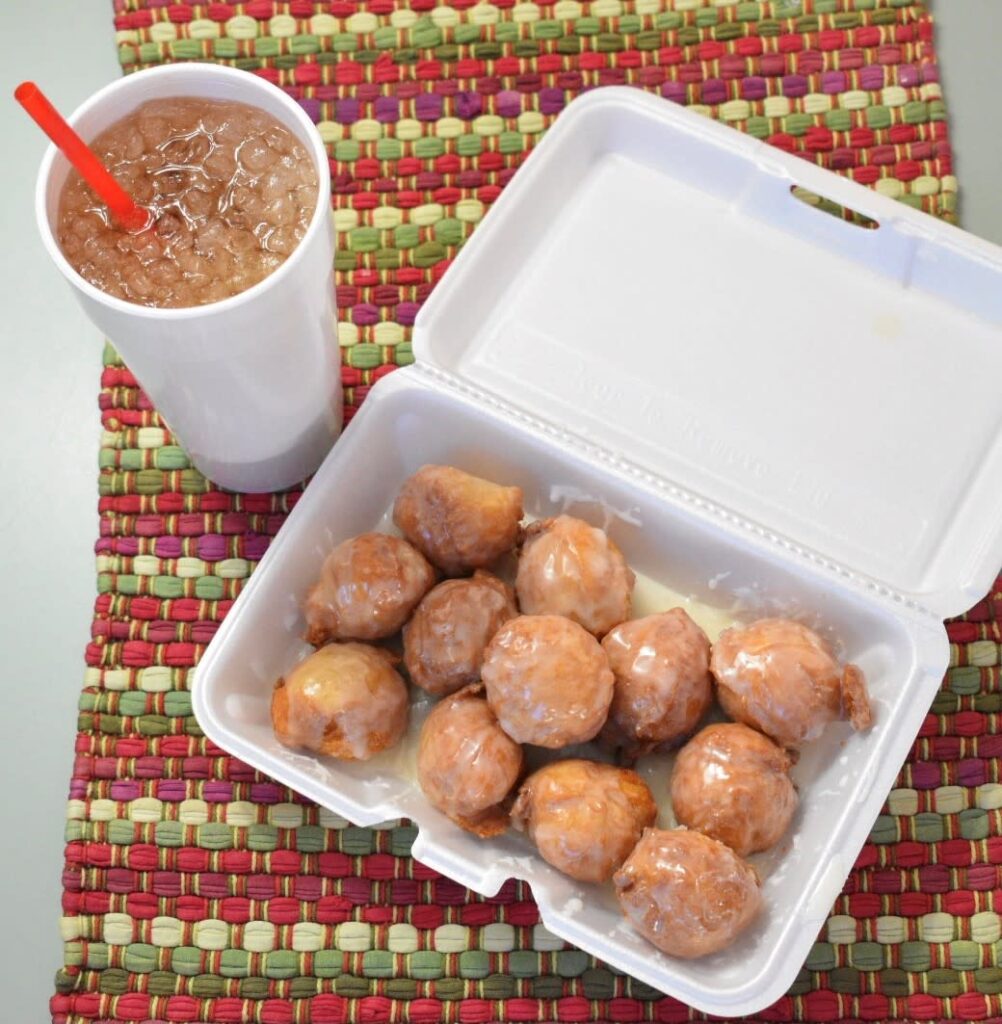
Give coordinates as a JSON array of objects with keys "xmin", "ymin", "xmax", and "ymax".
[{"xmin": 194, "ymin": 88, "xmax": 1002, "ymax": 1017}]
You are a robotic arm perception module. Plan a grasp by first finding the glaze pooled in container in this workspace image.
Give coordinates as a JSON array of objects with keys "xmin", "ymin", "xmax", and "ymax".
[
  {"xmin": 671, "ymin": 722, "xmax": 797, "ymax": 857},
  {"xmin": 403, "ymin": 571, "xmax": 518, "ymax": 696},
  {"xmin": 614, "ymin": 828, "xmax": 762, "ymax": 959},
  {"xmin": 512, "ymin": 759, "xmax": 657, "ymax": 882},
  {"xmin": 601, "ymin": 608, "xmax": 712, "ymax": 757},
  {"xmin": 515, "ymin": 515, "xmax": 634, "ymax": 637},
  {"xmin": 271, "ymin": 642, "xmax": 408, "ymax": 760},
  {"xmin": 302, "ymin": 532, "xmax": 435, "ymax": 644},
  {"xmin": 417, "ymin": 685, "xmax": 523, "ymax": 836},
  {"xmin": 393, "ymin": 464, "xmax": 524, "ymax": 575},
  {"xmin": 481, "ymin": 614, "xmax": 614, "ymax": 747},
  {"xmin": 710, "ymin": 618, "xmax": 872, "ymax": 748}
]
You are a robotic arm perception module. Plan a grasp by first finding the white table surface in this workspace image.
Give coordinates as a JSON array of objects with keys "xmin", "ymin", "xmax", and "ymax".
[{"xmin": 0, "ymin": 1, "xmax": 999, "ymax": 1019}]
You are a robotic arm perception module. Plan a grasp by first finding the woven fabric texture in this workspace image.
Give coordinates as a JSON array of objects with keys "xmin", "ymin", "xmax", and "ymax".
[{"xmin": 51, "ymin": 2, "xmax": 981, "ymax": 1022}]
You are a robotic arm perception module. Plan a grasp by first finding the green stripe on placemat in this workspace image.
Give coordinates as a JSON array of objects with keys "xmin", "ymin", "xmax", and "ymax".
[{"xmin": 53, "ymin": 3, "xmax": 991, "ymax": 1023}]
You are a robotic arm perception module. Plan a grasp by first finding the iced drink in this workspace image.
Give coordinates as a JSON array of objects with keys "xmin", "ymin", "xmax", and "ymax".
[{"xmin": 57, "ymin": 96, "xmax": 319, "ymax": 308}]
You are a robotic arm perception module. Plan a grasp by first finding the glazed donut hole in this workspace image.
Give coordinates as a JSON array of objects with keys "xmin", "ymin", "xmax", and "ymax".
[
  {"xmin": 417, "ymin": 684, "xmax": 523, "ymax": 836},
  {"xmin": 404, "ymin": 571, "xmax": 518, "ymax": 697},
  {"xmin": 271, "ymin": 642, "xmax": 409, "ymax": 761},
  {"xmin": 481, "ymin": 614, "xmax": 615, "ymax": 748},
  {"xmin": 393, "ymin": 464, "xmax": 524, "ymax": 575},
  {"xmin": 512, "ymin": 759, "xmax": 657, "ymax": 882}
]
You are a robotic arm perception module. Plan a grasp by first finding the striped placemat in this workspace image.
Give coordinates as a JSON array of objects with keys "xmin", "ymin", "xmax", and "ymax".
[{"xmin": 52, "ymin": 3, "xmax": 991, "ymax": 1023}]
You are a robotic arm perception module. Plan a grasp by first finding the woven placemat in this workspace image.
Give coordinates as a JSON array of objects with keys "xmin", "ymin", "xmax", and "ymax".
[{"xmin": 51, "ymin": 2, "xmax": 985, "ymax": 1022}]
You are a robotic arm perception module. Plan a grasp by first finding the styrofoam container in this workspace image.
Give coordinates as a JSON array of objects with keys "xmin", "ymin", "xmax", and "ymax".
[{"xmin": 193, "ymin": 88, "xmax": 1002, "ymax": 1016}]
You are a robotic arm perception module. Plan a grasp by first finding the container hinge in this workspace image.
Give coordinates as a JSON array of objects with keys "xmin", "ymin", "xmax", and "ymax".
[{"xmin": 409, "ymin": 362, "xmax": 940, "ymax": 625}]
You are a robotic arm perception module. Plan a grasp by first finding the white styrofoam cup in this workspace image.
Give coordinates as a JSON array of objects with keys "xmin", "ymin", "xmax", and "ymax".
[{"xmin": 35, "ymin": 64, "xmax": 341, "ymax": 492}]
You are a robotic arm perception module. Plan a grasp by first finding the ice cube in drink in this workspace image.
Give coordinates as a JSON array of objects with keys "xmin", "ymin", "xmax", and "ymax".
[{"xmin": 56, "ymin": 96, "xmax": 319, "ymax": 308}]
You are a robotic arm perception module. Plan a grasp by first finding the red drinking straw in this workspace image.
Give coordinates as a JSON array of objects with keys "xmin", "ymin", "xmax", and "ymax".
[{"xmin": 16, "ymin": 80, "xmax": 151, "ymax": 232}]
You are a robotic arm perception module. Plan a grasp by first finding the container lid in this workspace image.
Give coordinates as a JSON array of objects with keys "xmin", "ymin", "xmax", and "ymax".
[{"xmin": 413, "ymin": 88, "xmax": 1002, "ymax": 619}]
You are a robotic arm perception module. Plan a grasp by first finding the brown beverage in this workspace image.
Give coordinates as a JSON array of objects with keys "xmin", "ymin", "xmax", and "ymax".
[{"xmin": 57, "ymin": 96, "xmax": 319, "ymax": 308}]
